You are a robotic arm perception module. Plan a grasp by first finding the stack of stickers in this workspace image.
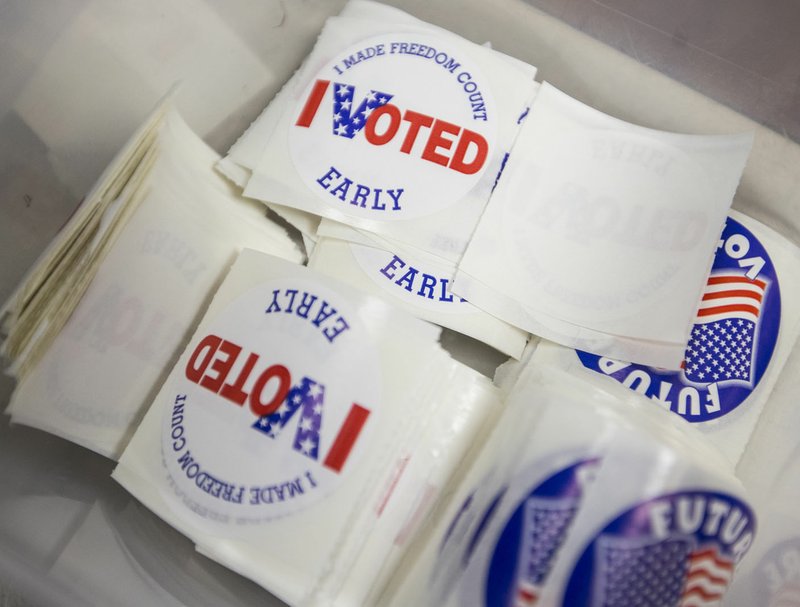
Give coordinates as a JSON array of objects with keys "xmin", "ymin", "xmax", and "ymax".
[
  {"xmin": 217, "ymin": 0, "xmax": 538, "ymax": 358},
  {"xmin": 112, "ymin": 248, "xmax": 500, "ymax": 607},
  {"xmin": 1, "ymin": 100, "xmax": 303, "ymax": 459},
  {"xmin": 218, "ymin": 0, "xmax": 753, "ymax": 370},
  {"xmin": 4, "ymin": 0, "xmax": 800, "ymax": 605},
  {"xmin": 382, "ymin": 355, "xmax": 757, "ymax": 606}
]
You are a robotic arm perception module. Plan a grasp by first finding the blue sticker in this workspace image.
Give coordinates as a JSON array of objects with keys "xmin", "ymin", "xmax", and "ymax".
[
  {"xmin": 484, "ymin": 459, "xmax": 599, "ymax": 607},
  {"xmin": 577, "ymin": 216, "xmax": 781, "ymax": 422},
  {"xmin": 563, "ymin": 490, "xmax": 756, "ymax": 606}
]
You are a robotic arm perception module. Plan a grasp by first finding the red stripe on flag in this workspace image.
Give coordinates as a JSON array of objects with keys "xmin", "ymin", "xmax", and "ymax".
[
  {"xmin": 295, "ymin": 79, "xmax": 330, "ymax": 127},
  {"xmin": 323, "ymin": 403, "xmax": 370, "ymax": 473},
  {"xmin": 518, "ymin": 587, "xmax": 536, "ymax": 602},
  {"xmin": 689, "ymin": 548, "xmax": 734, "ymax": 571},
  {"xmin": 707, "ymin": 275, "xmax": 766, "ymax": 289},
  {"xmin": 696, "ymin": 304, "xmax": 760, "ymax": 318},
  {"xmin": 702, "ymin": 289, "xmax": 763, "ymax": 302},
  {"xmin": 685, "ymin": 568, "xmax": 730, "ymax": 586},
  {"xmin": 515, "ymin": 582, "xmax": 538, "ymax": 606}
]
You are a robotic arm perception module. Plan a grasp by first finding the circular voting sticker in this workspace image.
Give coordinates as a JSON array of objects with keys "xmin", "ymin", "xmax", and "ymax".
[
  {"xmin": 162, "ymin": 277, "xmax": 381, "ymax": 525},
  {"xmin": 577, "ymin": 216, "xmax": 781, "ymax": 423},
  {"xmin": 562, "ymin": 490, "xmax": 755, "ymax": 606},
  {"xmin": 289, "ymin": 33, "xmax": 497, "ymax": 220}
]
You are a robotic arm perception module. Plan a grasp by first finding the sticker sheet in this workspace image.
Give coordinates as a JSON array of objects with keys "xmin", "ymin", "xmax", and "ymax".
[
  {"xmin": 382, "ymin": 361, "xmax": 752, "ymax": 607},
  {"xmin": 453, "ymin": 83, "xmax": 753, "ymax": 369},
  {"xmin": 308, "ymin": 236, "xmax": 528, "ymax": 358},
  {"xmin": 4, "ymin": 105, "xmax": 302, "ymax": 460},
  {"xmin": 113, "ymin": 249, "xmax": 499, "ymax": 606},
  {"xmin": 221, "ymin": 0, "xmax": 538, "ymax": 261}
]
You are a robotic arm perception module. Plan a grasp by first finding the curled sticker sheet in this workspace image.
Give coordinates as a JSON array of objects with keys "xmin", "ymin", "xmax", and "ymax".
[
  {"xmin": 308, "ymin": 235, "xmax": 529, "ymax": 358},
  {"xmin": 3, "ymin": 104, "xmax": 303, "ymax": 460},
  {"xmin": 452, "ymin": 82, "xmax": 753, "ymax": 369},
  {"xmin": 523, "ymin": 373, "xmax": 753, "ymax": 607},
  {"xmin": 112, "ymin": 249, "xmax": 500, "ymax": 607},
  {"xmin": 224, "ymin": 0, "xmax": 538, "ymax": 262},
  {"xmin": 535, "ymin": 427, "xmax": 754, "ymax": 607},
  {"xmin": 529, "ymin": 210, "xmax": 800, "ymax": 466}
]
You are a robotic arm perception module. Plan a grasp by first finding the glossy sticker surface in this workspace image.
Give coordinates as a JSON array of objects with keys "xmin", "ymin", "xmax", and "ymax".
[
  {"xmin": 289, "ymin": 34, "xmax": 497, "ymax": 221},
  {"xmin": 162, "ymin": 277, "xmax": 380, "ymax": 525}
]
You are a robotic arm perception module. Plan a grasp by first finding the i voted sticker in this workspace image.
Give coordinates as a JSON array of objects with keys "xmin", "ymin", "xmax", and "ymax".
[
  {"xmin": 162, "ymin": 278, "xmax": 380, "ymax": 526},
  {"xmin": 289, "ymin": 33, "xmax": 497, "ymax": 220},
  {"xmin": 577, "ymin": 216, "xmax": 781, "ymax": 422},
  {"xmin": 349, "ymin": 243, "xmax": 469, "ymax": 313},
  {"xmin": 562, "ymin": 491, "xmax": 755, "ymax": 606}
]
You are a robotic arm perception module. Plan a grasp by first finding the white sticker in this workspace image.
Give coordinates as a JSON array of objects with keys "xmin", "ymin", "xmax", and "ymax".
[
  {"xmin": 162, "ymin": 277, "xmax": 380, "ymax": 524},
  {"xmin": 502, "ymin": 129, "xmax": 710, "ymax": 326},
  {"xmin": 289, "ymin": 33, "xmax": 497, "ymax": 221}
]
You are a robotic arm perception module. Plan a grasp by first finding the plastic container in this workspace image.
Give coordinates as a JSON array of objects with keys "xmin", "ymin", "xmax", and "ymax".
[{"xmin": 2, "ymin": 1, "xmax": 799, "ymax": 605}]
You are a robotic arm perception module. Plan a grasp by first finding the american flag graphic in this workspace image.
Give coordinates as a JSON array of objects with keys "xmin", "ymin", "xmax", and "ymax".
[
  {"xmin": 593, "ymin": 536, "xmax": 734, "ymax": 607},
  {"xmin": 252, "ymin": 377, "xmax": 324, "ymax": 461},
  {"xmin": 332, "ymin": 83, "xmax": 393, "ymax": 138},
  {"xmin": 683, "ymin": 270, "xmax": 767, "ymax": 385},
  {"xmin": 512, "ymin": 497, "xmax": 580, "ymax": 607}
]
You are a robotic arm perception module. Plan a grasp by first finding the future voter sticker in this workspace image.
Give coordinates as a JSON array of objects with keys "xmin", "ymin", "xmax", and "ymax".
[
  {"xmin": 476, "ymin": 459, "xmax": 599, "ymax": 607},
  {"xmin": 752, "ymin": 536, "xmax": 800, "ymax": 606},
  {"xmin": 289, "ymin": 33, "xmax": 497, "ymax": 220},
  {"xmin": 162, "ymin": 277, "xmax": 381, "ymax": 525},
  {"xmin": 576, "ymin": 216, "xmax": 781, "ymax": 422},
  {"xmin": 562, "ymin": 490, "xmax": 756, "ymax": 606},
  {"xmin": 349, "ymin": 243, "xmax": 470, "ymax": 313}
]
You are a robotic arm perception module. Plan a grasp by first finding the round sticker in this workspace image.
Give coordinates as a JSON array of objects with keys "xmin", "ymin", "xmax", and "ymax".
[
  {"xmin": 349, "ymin": 243, "xmax": 470, "ymax": 313},
  {"xmin": 289, "ymin": 33, "xmax": 497, "ymax": 221},
  {"xmin": 506, "ymin": 129, "xmax": 711, "ymax": 324},
  {"xmin": 162, "ymin": 277, "xmax": 380, "ymax": 526},
  {"xmin": 576, "ymin": 216, "xmax": 781, "ymax": 422},
  {"xmin": 562, "ymin": 490, "xmax": 756, "ymax": 606},
  {"xmin": 482, "ymin": 459, "xmax": 599, "ymax": 607}
]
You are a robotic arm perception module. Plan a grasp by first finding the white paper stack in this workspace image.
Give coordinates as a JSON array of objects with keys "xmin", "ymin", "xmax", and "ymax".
[
  {"xmin": 218, "ymin": 0, "xmax": 539, "ymax": 263},
  {"xmin": 1, "ymin": 101, "xmax": 303, "ymax": 460},
  {"xmin": 112, "ymin": 249, "xmax": 500, "ymax": 607},
  {"xmin": 307, "ymin": 231, "xmax": 528, "ymax": 358},
  {"xmin": 452, "ymin": 83, "xmax": 753, "ymax": 369}
]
